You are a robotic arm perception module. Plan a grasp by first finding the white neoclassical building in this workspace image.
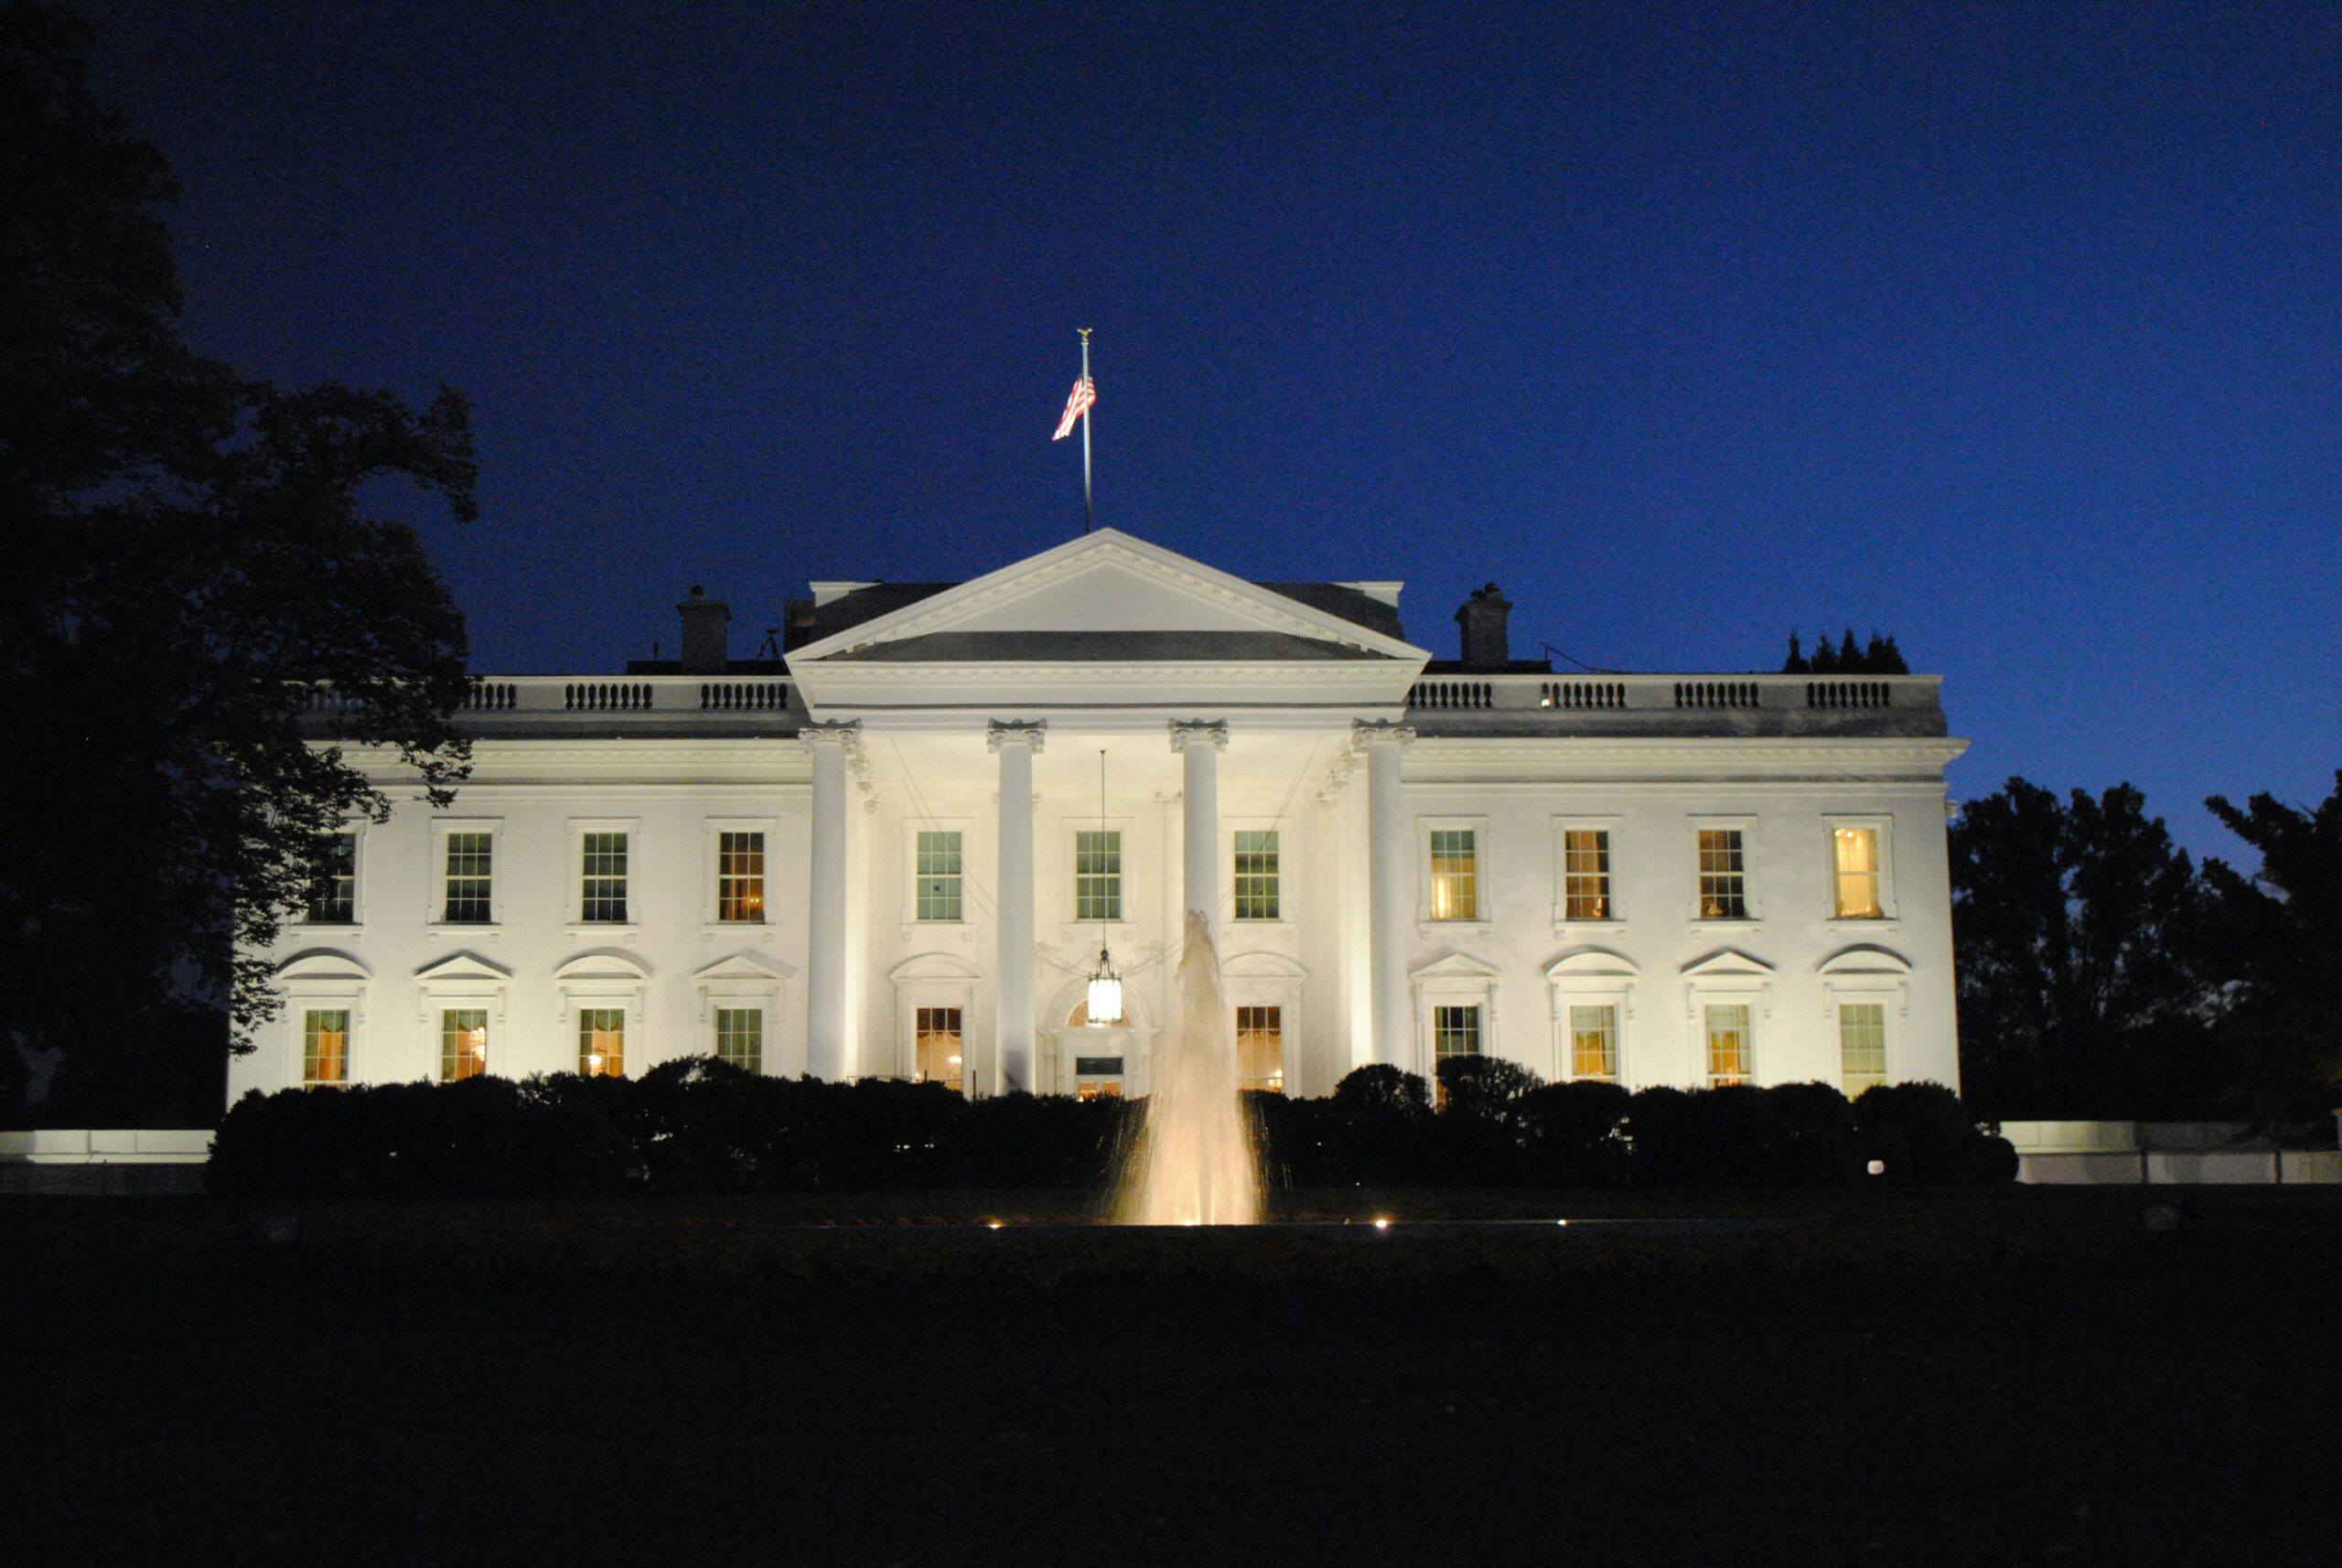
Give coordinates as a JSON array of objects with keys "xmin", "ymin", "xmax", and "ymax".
[{"xmin": 234, "ymin": 529, "xmax": 1968, "ymax": 1106}]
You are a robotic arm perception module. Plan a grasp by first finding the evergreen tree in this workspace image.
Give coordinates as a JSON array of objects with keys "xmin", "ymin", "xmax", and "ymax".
[
  {"xmin": 1781, "ymin": 632, "xmax": 1808, "ymax": 674},
  {"xmin": 1810, "ymin": 632, "xmax": 1838, "ymax": 673},
  {"xmin": 1878, "ymin": 634, "xmax": 1909, "ymax": 675},
  {"xmin": 1837, "ymin": 629, "xmax": 1862, "ymax": 671}
]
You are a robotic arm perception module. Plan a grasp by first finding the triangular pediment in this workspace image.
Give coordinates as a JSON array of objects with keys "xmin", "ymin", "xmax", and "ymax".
[
  {"xmin": 1681, "ymin": 948, "xmax": 1775, "ymax": 980},
  {"xmin": 1411, "ymin": 950, "xmax": 1504, "ymax": 982},
  {"xmin": 788, "ymin": 530, "xmax": 1426, "ymax": 666},
  {"xmin": 695, "ymin": 952, "xmax": 794, "ymax": 983},
  {"xmin": 414, "ymin": 950, "xmax": 510, "ymax": 983}
]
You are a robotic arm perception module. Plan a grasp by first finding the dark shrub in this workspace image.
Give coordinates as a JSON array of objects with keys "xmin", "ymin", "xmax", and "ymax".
[
  {"xmin": 1763, "ymin": 1081, "xmax": 1858, "ymax": 1186},
  {"xmin": 1321, "ymin": 1065, "xmax": 1434, "ymax": 1186},
  {"xmin": 1618, "ymin": 1085, "xmax": 1702, "ymax": 1186},
  {"xmin": 1433, "ymin": 1057, "xmax": 1545, "ymax": 1184},
  {"xmin": 1517, "ymin": 1079, "xmax": 1632, "ymax": 1186},
  {"xmin": 1853, "ymin": 1080, "xmax": 2016, "ymax": 1185}
]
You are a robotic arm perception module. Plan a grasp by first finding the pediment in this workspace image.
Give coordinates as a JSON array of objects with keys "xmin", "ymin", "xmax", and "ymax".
[
  {"xmin": 1222, "ymin": 950, "xmax": 1308, "ymax": 980},
  {"xmin": 1545, "ymin": 947, "xmax": 1639, "ymax": 980},
  {"xmin": 414, "ymin": 950, "xmax": 510, "ymax": 983},
  {"xmin": 694, "ymin": 952, "xmax": 794, "ymax": 983},
  {"xmin": 1681, "ymin": 948, "xmax": 1776, "ymax": 980},
  {"xmin": 1411, "ymin": 950, "xmax": 1504, "ymax": 982},
  {"xmin": 1817, "ymin": 943, "xmax": 1912, "ymax": 977},
  {"xmin": 553, "ymin": 950, "xmax": 650, "ymax": 983},
  {"xmin": 277, "ymin": 948, "xmax": 372, "ymax": 983},
  {"xmin": 889, "ymin": 952, "xmax": 984, "ymax": 982},
  {"xmin": 788, "ymin": 530, "xmax": 1426, "ymax": 665}
]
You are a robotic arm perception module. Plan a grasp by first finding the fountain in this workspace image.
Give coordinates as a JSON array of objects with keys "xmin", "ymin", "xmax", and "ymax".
[{"xmin": 1115, "ymin": 910, "xmax": 1262, "ymax": 1225}]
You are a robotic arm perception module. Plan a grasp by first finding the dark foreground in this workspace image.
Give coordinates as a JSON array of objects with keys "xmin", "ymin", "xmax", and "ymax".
[{"xmin": 9, "ymin": 1187, "xmax": 2337, "ymax": 1565}]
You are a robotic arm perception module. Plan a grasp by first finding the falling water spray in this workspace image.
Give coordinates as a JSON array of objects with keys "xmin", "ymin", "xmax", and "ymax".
[{"xmin": 1116, "ymin": 910, "xmax": 1262, "ymax": 1225}]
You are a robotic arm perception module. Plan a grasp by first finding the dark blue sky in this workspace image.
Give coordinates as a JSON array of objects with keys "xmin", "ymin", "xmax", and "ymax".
[{"xmin": 84, "ymin": 1, "xmax": 2339, "ymax": 862}]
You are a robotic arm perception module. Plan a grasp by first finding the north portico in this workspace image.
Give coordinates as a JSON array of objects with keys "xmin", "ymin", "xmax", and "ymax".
[{"xmin": 238, "ymin": 527, "xmax": 1969, "ymax": 1107}]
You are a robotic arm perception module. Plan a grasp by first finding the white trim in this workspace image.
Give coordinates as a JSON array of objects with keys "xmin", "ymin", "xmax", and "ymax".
[
  {"xmin": 1550, "ymin": 814, "xmax": 1624, "ymax": 932},
  {"xmin": 1223, "ymin": 950, "xmax": 1308, "ymax": 1094},
  {"xmin": 694, "ymin": 952, "xmax": 789, "ymax": 1073},
  {"xmin": 1686, "ymin": 813, "xmax": 1761, "ymax": 926},
  {"xmin": 1416, "ymin": 815, "xmax": 1491, "ymax": 931},
  {"xmin": 1821, "ymin": 812, "xmax": 1898, "ymax": 924},
  {"xmin": 413, "ymin": 950, "xmax": 511, "ymax": 1084},
  {"xmin": 565, "ymin": 817, "xmax": 642, "ymax": 938},
  {"xmin": 702, "ymin": 817, "xmax": 780, "ymax": 937},
  {"xmin": 1545, "ymin": 947, "xmax": 1638, "ymax": 1084},
  {"xmin": 1225, "ymin": 818, "xmax": 1290, "ymax": 926},
  {"xmin": 1411, "ymin": 950, "xmax": 1502, "ymax": 1082},
  {"xmin": 554, "ymin": 950, "xmax": 650, "ymax": 1077},
  {"xmin": 890, "ymin": 951, "xmax": 981, "ymax": 1092},
  {"xmin": 904, "ymin": 819, "xmax": 972, "ymax": 929},
  {"xmin": 425, "ymin": 817, "xmax": 504, "ymax": 936},
  {"xmin": 1681, "ymin": 947, "xmax": 1772, "ymax": 1087},
  {"xmin": 275, "ymin": 948, "xmax": 370, "ymax": 1088}
]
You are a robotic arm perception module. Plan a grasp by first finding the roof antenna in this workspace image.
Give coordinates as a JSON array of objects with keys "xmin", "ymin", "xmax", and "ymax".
[{"xmin": 755, "ymin": 627, "xmax": 781, "ymax": 661}]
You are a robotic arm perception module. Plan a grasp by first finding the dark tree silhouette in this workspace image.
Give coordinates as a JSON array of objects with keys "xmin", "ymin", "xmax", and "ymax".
[
  {"xmin": 2, "ymin": 2, "xmax": 478, "ymax": 1119},
  {"xmin": 2200, "ymin": 772, "xmax": 2342, "ymax": 1123}
]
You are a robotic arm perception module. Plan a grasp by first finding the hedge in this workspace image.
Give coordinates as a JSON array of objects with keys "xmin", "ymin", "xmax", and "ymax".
[{"xmin": 207, "ymin": 1056, "xmax": 2014, "ymax": 1199}]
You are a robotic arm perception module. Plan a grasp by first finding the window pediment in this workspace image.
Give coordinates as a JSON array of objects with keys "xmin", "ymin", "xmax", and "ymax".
[
  {"xmin": 553, "ymin": 950, "xmax": 650, "ymax": 984},
  {"xmin": 1681, "ymin": 948, "xmax": 1775, "ymax": 980},
  {"xmin": 1411, "ymin": 950, "xmax": 1503, "ymax": 983},
  {"xmin": 413, "ymin": 950, "xmax": 510, "ymax": 984},
  {"xmin": 695, "ymin": 952, "xmax": 793, "ymax": 983},
  {"xmin": 1545, "ymin": 947, "xmax": 1639, "ymax": 981},
  {"xmin": 276, "ymin": 948, "xmax": 372, "ymax": 983},
  {"xmin": 1817, "ymin": 943, "xmax": 1913, "ymax": 977},
  {"xmin": 889, "ymin": 952, "xmax": 984, "ymax": 983},
  {"xmin": 1222, "ymin": 950, "xmax": 1308, "ymax": 981}
]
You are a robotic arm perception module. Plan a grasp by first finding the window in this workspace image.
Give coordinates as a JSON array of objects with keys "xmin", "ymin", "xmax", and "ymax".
[
  {"xmin": 914, "ymin": 1006, "xmax": 962, "ymax": 1092},
  {"xmin": 579, "ymin": 1009, "xmax": 625, "ymax": 1078},
  {"xmin": 1236, "ymin": 1004, "xmax": 1284, "ymax": 1093},
  {"xmin": 1832, "ymin": 827, "xmax": 1882, "ymax": 918},
  {"xmin": 443, "ymin": 832, "xmax": 493, "ymax": 923},
  {"xmin": 440, "ymin": 1008, "xmax": 488, "ymax": 1082},
  {"xmin": 581, "ymin": 832, "xmax": 629, "ymax": 923},
  {"xmin": 1233, "ymin": 831, "xmax": 1280, "ymax": 921},
  {"xmin": 1563, "ymin": 830, "xmax": 1611, "ymax": 921},
  {"xmin": 714, "ymin": 1008, "xmax": 763, "ymax": 1074},
  {"xmin": 916, "ymin": 831, "xmax": 963, "ymax": 922},
  {"xmin": 1433, "ymin": 1003, "xmax": 1481, "ymax": 1109},
  {"xmin": 1075, "ymin": 830, "xmax": 1122, "ymax": 922},
  {"xmin": 1704, "ymin": 1004, "xmax": 1752, "ymax": 1087},
  {"xmin": 1568, "ymin": 1004, "xmax": 1618, "ymax": 1082},
  {"xmin": 1697, "ymin": 829, "xmax": 1747, "ymax": 919},
  {"xmin": 302, "ymin": 1009, "xmax": 349, "ymax": 1089},
  {"xmin": 1429, "ymin": 829, "xmax": 1478, "ymax": 921},
  {"xmin": 718, "ymin": 831, "xmax": 765, "ymax": 922},
  {"xmin": 1840, "ymin": 1002, "xmax": 1886, "ymax": 1097},
  {"xmin": 306, "ymin": 833, "xmax": 357, "ymax": 924}
]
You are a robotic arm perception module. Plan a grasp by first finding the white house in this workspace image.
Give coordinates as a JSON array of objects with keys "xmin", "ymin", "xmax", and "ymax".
[{"xmin": 233, "ymin": 529, "xmax": 1967, "ymax": 1106}]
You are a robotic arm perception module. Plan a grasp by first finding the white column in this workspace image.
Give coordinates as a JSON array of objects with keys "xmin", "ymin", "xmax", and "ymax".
[
  {"xmin": 989, "ymin": 719, "xmax": 1045, "ymax": 1094},
  {"xmin": 801, "ymin": 720, "xmax": 860, "ymax": 1081},
  {"xmin": 1358, "ymin": 720, "xmax": 1415, "ymax": 1069},
  {"xmin": 1169, "ymin": 720, "xmax": 1228, "ymax": 940}
]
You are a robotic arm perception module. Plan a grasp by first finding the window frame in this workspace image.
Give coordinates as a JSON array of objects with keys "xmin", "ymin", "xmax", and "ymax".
[
  {"xmin": 889, "ymin": 952, "xmax": 983, "ymax": 1098},
  {"xmin": 1411, "ymin": 951, "xmax": 1503, "ymax": 1084},
  {"xmin": 703, "ymin": 817, "xmax": 780, "ymax": 935},
  {"xmin": 1416, "ymin": 815, "xmax": 1491, "ymax": 929},
  {"xmin": 910, "ymin": 822, "xmax": 969, "ymax": 925},
  {"xmin": 713, "ymin": 1006, "xmax": 766, "ymax": 1075},
  {"xmin": 438, "ymin": 1005, "xmax": 491, "ymax": 1082},
  {"xmin": 1230, "ymin": 823, "xmax": 1284, "ymax": 924},
  {"xmin": 565, "ymin": 817, "xmax": 641, "ymax": 933},
  {"xmin": 1817, "ymin": 945, "xmax": 1913, "ymax": 1099},
  {"xmin": 1681, "ymin": 949, "xmax": 1772, "ymax": 1088},
  {"xmin": 1551, "ymin": 816, "xmax": 1624, "ymax": 931},
  {"xmin": 693, "ymin": 952, "xmax": 789, "ymax": 1078},
  {"xmin": 1822, "ymin": 814, "xmax": 1898, "ymax": 925},
  {"xmin": 300, "ymin": 825, "xmax": 366, "ymax": 928},
  {"xmin": 273, "ymin": 950, "xmax": 371, "ymax": 1089},
  {"xmin": 555, "ymin": 951, "xmax": 648, "ymax": 1080},
  {"xmin": 1686, "ymin": 815, "xmax": 1760, "ymax": 928},
  {"xmin": 1546, "ymin": 950, "xmax": 1638, "ymax": 1085},
  {"xmin": 1070, "ymin": 822, "xmax": 1127, "ymax": 926},
  {"xmin": 427, "ymin": 818, "xmax": 504, "ymax": 931},
  {"xmin": 414, "ymin": 951, "xmax": 511, "ymax": 1084}
]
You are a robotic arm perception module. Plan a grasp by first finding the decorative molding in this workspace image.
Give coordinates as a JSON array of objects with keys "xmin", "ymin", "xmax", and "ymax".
[
  {"xmin": 986, "ymin": 718, "xmax": 1048, "ymax": 754},
  {"xmin": 1351, "ymin": 718, "xmax": 1419, "ymax": 748},
  {"xmin": 1168, "ymin": 718, "xmax": 1230, "ymax": 754}
]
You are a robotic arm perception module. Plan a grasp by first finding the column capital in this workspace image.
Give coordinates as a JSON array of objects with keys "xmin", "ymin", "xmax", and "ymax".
[
  {"xmin": 1167, "ymin": 718, "xmax": 1230, "ymax": 754},
  {"xmin": 1352, "ymin": 718, "xmax": 1417, "ymax": 749},
  {"xmin": 987, "ymin": 718, "xmax": 1047, "ymax": 755},
  {"xmin": 799, "ymin": 718, "xmax": 863, "ymax": 755}
]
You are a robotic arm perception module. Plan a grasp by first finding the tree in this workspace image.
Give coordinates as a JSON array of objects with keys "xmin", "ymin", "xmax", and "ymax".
[
  {"xmin": 1, "ymin": 2, "xmax": 478, "ymax": 1119},
  {"xmin": 2200, "ymin": 773, "xmax": 2342, "ymax": 1123},
  {"xmin": 1948, "ymin": 779, "xmax": 2217, "ymax": 1117}
]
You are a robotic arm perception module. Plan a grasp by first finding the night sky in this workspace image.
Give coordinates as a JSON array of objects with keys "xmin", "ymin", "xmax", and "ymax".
[{"xmin": 82, "ymin": 1, "xmax": 2339, "ymax": 861}]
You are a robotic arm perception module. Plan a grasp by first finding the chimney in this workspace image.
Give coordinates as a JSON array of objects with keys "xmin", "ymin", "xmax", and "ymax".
[
  {"xmin": 678, "ymin": 585, "xmax": 731, "ymax": 673},
  {"xmin": 1456, "ymin": 583, "xmax": 1512, "ymax": 671}
]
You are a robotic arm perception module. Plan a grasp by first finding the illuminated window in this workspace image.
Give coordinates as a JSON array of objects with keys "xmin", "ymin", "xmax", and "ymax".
[
  {"xmin": 1704, "ymin": 1004, "xmax": 1751, "ymax": 1087},
  {"xmin": 442, "ymin": 832, "xmax": 493, "ymax": 923},
  {"xmin": 1697, "ymin": 830, "xmax": 1746, "ymax": 919},
  {"xmin": 916, "ymin": 831, "xmax": 962, "ymax": 922},
  {"xmin": 1568, "ymin": 1004, "xmax": 1618, "ymax": 1081},
  {"xmin": 714, "ymin": 1007, "xmax": 763, "ymax": 1074},
  {"xmin": 1832, "ymin": 827, "xmax": 1882, "ymax": 918},
  {"xmin": 1236, "ymin": 1004, "xmax": 1284, "ymax": 1093},
  {"xmin": 581, "ymin": 832, "xmax": 629, "ymax": 923},
  {"xmin": 302, "ymin": 1009, "xmax": 349, "ymax": 1089},
  {"xmin": 718, "ymin": 832, "xmax": 765, "ymax": 922},
  {"xmin": 1840, "ymin": 1002, "xmax": 1886, "ymax": 1097},
  {"xmin": 579, "ymin": 1008, "xmax": 625, "ymax": 1078},
  {"xmin": 1075, "ymin": 830, "xmax": 1122, "ymax": 922},
  {"xmin": 914, "ymin": 1006, "xmax": 963, "ymax": 1092},
  {"xmin": 1563, "ymin": 830, "xmax": 1611, "ymax": 921},
  {"xmin": 1233, "ymin": 831, "xmax": 1281, "ymax": 921},
  {"xmin": 306, "ymin": 833, "xmax": 357, "ymax": 924},
  {"xmin": 1429, "ymin": 830, "xmax": 1478, "ymax": 921},
  {"xmin": 440, "ymin": 1008, "xmax": 488, "ymax": 1082},
  {"xmin": 1433, "ymin": 1004, "xmax": 1481, "ymax": 1108},
  {"xmin": 1075, "ymin": 1078, "xmax": 1124, "ymax": 1101}
]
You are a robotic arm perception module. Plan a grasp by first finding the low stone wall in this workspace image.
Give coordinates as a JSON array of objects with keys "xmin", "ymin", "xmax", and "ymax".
[
  {"xmin": 0, "ymin": 1129, "xmax": 214, "ymax": 1165},
  {"xmin": 2003, "ymin": 1120, "xmax": 2342, "ymax": 1186}
]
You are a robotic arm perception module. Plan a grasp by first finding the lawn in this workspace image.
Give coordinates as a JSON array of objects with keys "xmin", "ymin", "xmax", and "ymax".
[{"xmin": 8, "ymin": 1187, "xmax": 2337, "ymax": 1565}]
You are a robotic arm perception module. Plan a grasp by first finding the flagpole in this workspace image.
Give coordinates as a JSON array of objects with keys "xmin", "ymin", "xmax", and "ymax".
[{"xmin": 1079, "ymin": 328, "xmax": 1093, "ymax": 534}]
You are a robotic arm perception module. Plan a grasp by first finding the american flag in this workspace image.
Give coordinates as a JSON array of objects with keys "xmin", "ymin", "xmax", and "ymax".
[{"xmin": 1051, "ymin": 375, "xmax": 1095, "ymax": 440}]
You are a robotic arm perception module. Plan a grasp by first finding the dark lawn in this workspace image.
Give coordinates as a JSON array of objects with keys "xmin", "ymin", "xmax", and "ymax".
[{"xmin": 7, "ymin": 1187, "xmax": 2336, "ymax": 1566}]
